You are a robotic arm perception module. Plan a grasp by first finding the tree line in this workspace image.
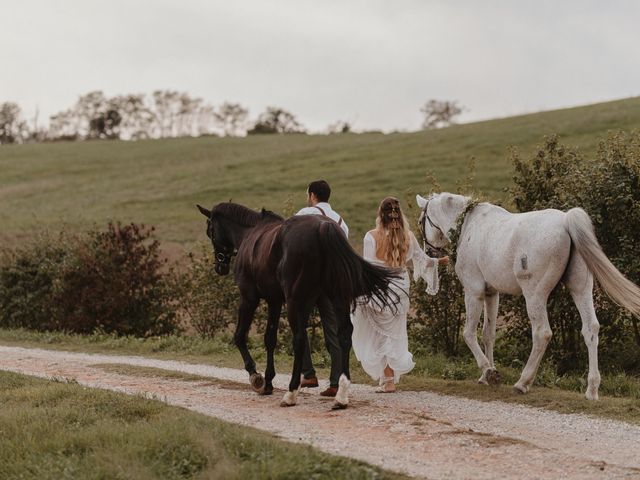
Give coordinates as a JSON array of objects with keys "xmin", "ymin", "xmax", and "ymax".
[{"xmin": 0, "ymin": 91, "xmax": 463, "ymax": 145}]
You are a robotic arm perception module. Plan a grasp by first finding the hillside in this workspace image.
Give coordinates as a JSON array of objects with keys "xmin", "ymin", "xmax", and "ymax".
[{"xmin": 2, "ymin": 97, "xmax": 640, "ymax": 249}]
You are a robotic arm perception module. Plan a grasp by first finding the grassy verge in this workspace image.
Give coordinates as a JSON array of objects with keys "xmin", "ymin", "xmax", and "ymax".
[
  {"xmin": 1, "ymin": 328, "xmax": 639, "ymax": 425},
  {"xmin": 0, "ymin": 370, "xmax": 407, "ymax": 480}
]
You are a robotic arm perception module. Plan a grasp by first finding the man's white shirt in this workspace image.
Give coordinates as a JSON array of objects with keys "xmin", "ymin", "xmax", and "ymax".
[{"xmin": 296, "ymin": 202, "xmax": 349, "ymax": 238}]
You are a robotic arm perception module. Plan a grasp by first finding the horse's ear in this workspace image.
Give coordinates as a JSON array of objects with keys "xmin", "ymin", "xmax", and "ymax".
[
  {"xmin": 196, "ymin": 204, "xmax": 211, "ymax": 218},
  {"xmin": 416, "ymin": 194, "xmax": 428, "ymax": 209}
]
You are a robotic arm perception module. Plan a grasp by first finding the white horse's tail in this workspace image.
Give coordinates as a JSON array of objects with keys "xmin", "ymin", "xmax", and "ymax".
[{"xmin": 565, "ymin": 207, "xmax": 640, "ymax": 316}]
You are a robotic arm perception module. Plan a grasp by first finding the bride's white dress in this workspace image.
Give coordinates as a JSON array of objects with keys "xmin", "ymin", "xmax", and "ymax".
[{"xmin": 351, "ymin": 230, "xmax": 439, "ymax": 383}]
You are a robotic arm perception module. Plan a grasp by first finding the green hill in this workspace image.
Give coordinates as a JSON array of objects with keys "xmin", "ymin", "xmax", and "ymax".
[{"xmin": 2, "ymin": 97, "xmax": 640, "ymax": 250}]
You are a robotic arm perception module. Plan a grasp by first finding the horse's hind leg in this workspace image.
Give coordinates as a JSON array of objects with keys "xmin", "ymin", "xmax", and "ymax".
[
  {"xmin": 514, "ymin": 293, "xmax": 552, "ymax": 394},
  {"xmin": 234, "ymin": 292, "xmax": 261, "ymax": 392},
  {"xmin": 463, "ymin": 292, "xmax": 495, "ymax": 384},
  {"xmin": 336, "ymin": 300, "xmax": 353, "ymax": 381},
  {"xmin": 262, "ymin": 300, "xmax": 282, "ymax": 395},
  {"xmin": 317, "ymin": 295, "xmax": 341, "ymax": 389},
  {"xmin": 565, "ymin": 253, "xmax": 601, "ymax": 400},
  {"xmin": 280, "ymin": 298, "xmax": 315, "ymax": 407},
  {"xmin": 481, "ymin": 292, "xmax": 501, "ymax": 385},
  {"xmin": 317, "ymin": 295, "xmax": 350, "ymax": 409}
]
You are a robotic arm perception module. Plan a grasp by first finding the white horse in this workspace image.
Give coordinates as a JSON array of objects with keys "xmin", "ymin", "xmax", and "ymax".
[{"xmin": 416, "ymin": 192, "xmax": 640, "ymax": 400}]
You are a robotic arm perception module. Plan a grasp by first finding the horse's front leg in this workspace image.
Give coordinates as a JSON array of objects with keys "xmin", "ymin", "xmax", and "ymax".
[
  {"xmin": 262, "ymin": 300, "xmax": 282, "ymax": 395},
  {"xmin": 233, "ymin": 292, "xmax": 262, "ymax": 392},
  {"xmin": 280, "ymin": 299, "xmax": 314, "ymax": 407},
  {"xmin": 463, "ymin": 291, "xmax": 498, "ymax": 385}
]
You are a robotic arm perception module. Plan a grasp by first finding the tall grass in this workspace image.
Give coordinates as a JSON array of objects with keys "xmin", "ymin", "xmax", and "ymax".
[{"xmin": 0, "ymin": 370, "xmax": 406, "ymax": 480}]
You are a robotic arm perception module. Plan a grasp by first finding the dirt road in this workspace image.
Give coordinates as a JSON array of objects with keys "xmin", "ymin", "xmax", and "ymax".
[{"xmin": 1, "ymin": 345, "xmax": 639, "ymax": 479}]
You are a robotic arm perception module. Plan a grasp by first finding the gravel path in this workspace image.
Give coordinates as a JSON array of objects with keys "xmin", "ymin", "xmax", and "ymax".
[{"xmin": 1, "ymin": 345, "xmax": 639, "ymax": 479}]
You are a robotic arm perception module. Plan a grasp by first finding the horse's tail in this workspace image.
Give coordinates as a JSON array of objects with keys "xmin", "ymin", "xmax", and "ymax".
[
  {"xmin": 565, "ymin": 207, "xmax": 640, "ymax": 316},
  {"xmin": 318, "ymin": 222, "xmax": 401, "ymax": 311}
]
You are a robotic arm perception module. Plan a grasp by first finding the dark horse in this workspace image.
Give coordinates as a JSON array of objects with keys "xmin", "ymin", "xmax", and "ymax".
[{"xmin": 197, "ymin": 202, "xmax": 399, "ymax": 409}]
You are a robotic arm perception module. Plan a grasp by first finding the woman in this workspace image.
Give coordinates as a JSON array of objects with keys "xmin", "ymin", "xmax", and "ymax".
[{"xmin": 351, "ymin": 197, "xmax": 447, "ymax": 392}]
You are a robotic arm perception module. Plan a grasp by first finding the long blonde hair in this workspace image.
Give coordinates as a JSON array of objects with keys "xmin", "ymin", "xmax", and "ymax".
[{"xmin": 373, "ymin": 197, "xmax": 410, "ymax": 267}]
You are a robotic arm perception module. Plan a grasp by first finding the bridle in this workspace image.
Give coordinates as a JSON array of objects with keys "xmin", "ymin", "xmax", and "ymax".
[
  {"xmin": 207, "ymin": 217, "xmax": 237, "ymax": 267},
  {"xmin": 418, "ymin": 200, "xmax": 447, "ymax": 255}
]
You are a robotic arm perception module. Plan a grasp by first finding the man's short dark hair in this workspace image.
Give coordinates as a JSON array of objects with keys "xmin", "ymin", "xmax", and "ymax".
[{"xmin": 308, "ymin": 180, "xmax": 331, "ymax": 202}]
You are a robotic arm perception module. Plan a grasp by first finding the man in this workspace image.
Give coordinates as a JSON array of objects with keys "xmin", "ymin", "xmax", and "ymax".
[
  {"xmin": 296, "ymin": 180, "xmax": 351, "ymax": 397},
  {"xmin": 296, "ymin": 179, "xmax": 349, "ymax": 237}
]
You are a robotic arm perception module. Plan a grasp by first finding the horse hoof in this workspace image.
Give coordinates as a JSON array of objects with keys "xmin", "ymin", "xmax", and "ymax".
[
  {"xmin": 513, "ymin": 384, "xmax": 528, "ymax": 395},
  {"xmin": 280, "ymin": 390, "xmax": 298, "ymax": 407},
  {"xmin": 485, "ymin": 369, "xmax": 502, "ymax": 386},
  {"xmin": 259, "ymin": 385, "xmax": 274, "ymax": 396},
  {"xmin": 585, "ymin": 389, "xmax": 599, "ymax": 401},
  {"xmin": 250, "ymin": 373, "xmax": 265, "ymax": 393},
  {"xmin": 331, "ymin": 402, "xmax": 348, "ymax": 410}
]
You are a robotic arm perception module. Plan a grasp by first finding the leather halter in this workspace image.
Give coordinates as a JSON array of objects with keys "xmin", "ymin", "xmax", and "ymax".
[
  {"xmin": 418, "ymin": 200, "xmax": 446, "ymax": 255},
  {"xmin": 207, "ymin": 217, "xmax": 236, "ymax": 266}
]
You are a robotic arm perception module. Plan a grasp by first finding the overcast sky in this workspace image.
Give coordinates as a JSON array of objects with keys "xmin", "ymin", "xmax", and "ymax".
[{"xmin": 2, "ymin": 0, "xmax": 639, "ymax": 132}]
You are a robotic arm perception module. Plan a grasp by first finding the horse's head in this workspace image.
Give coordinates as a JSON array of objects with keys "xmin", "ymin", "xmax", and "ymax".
[
  {"xmin": 197, "ymin": 204, "xmax": 235, "ymax": 275},
  {"xmin": 416, "ymin": 192, "xmax": 469, "ymax": 252}
]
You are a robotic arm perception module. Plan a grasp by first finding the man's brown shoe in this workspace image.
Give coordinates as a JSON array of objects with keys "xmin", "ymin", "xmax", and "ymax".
[
  {"xmin": 320, "ymin": 386, "xmax": 338, "ymax": 397},
  {"xmin": 300, "ymin": 376, "xmax": 319, "ymax": 388}
]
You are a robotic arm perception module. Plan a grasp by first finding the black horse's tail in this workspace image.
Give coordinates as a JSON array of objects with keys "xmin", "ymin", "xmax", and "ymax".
[{"xmin": 318, "ymin": 222, "xmax": 401, "ymax": 311}]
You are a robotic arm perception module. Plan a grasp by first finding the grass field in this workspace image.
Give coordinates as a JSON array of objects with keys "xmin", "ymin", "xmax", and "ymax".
[
  {"xmin": 2, "ymin": 97, "xmax": 640, "ymax": 250},
  {"xmin": 0, "ymin": 370, "xmax": 407, "ymax": 479}
]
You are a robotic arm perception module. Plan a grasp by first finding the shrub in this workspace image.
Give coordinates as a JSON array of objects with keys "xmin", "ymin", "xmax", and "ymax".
[
  {"xmin": 176, "ymin": 247, "xmax": 241, "ymax": 338},
  {"xmin": 0, "ymin": 234, "xmax": 68, "ymax": 330},
  {"xmin": 0, "ymin": 223, "xmax": 179, "ymax": 336},
  {"xmin": 409, "ymin": 273, "xmax": 465, "ymax": 357}
]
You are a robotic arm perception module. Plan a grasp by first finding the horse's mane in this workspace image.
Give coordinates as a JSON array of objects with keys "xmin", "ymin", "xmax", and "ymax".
[
  {"xmin": 260, "ymin": 209, "xmax": 284, "ymax": 222},
  {"xmin": 212, "ymin": 202, "xmax": 283, "ymax": 227}
]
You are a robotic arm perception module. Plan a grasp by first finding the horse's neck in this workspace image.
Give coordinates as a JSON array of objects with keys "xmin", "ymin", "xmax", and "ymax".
[{"xmin": 226, "ymin": 222, "xmax": 253, "ymax": 249}]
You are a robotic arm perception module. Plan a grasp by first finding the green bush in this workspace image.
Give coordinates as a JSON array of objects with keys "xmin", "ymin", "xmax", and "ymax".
[
  {"xmin": 0, "ymin": 223, "xmax": 179, "ymax": 336},
  {"xmin": 175, "ymin": 247, "xmax": 241, "ymax": 338},
  {"xmin": 0, "ymin": 234, "xmax": 68, "ymax": 330},
  {"xmin": 504, "ymin": 132, "xmax": 640, "ymax": 374},
  {"xmin": 409, "ymin": 273, "xmax": 465, "ymax": 358}
]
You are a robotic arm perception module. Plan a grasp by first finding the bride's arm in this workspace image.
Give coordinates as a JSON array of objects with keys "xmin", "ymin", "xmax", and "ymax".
[{"xmin": 408, "ymin": 231, "xmax": 441, "ymax": 295}]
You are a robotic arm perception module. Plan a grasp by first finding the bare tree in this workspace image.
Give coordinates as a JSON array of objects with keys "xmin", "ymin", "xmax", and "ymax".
[
  {"xmin": 111, "ymin": 94, "xmax": 154, "ymax": 140},
  {"xmin": 420, "ymin": 100, "xmax": 464, "ymax": 129},
  {"xmin": 213, "ymin": 102, "xmax": 249, "ymax": 136},
  {"xmin": 48, "ymin": 109, "xmax": 78, "ymax": 141},
  {"xmin": 0, "ymin": 102, "xmax": 28, "ymax": 144},
  {"xmin": 75, "ymin": 91, "xmax": 109, "ymax": 138},
  {"xmin": 327, "ymin": 120, "xmax": 351, "ymax": 134},
  {"xmin": 195, "ymin": 103, "xmax": 217, "ymax": 136},
  {"xmin": 248, "ymin": 106, "xmax": 305, "ymax": 134}
]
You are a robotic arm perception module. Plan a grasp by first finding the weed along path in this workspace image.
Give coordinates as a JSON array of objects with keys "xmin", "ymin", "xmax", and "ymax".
[{"xmin": 1, "ymin": 345, "xmax": 639, "ymax": 480}]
